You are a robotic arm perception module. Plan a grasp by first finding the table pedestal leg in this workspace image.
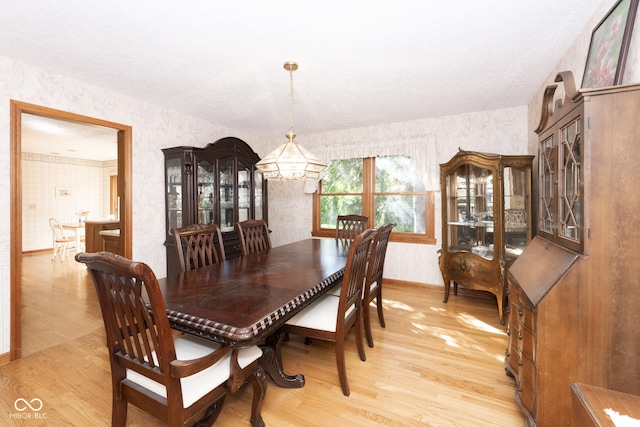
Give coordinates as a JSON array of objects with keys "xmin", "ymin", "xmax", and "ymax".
[{"xmin": 259, "ymin": 328, "xmax": 305, "ymax": 388}]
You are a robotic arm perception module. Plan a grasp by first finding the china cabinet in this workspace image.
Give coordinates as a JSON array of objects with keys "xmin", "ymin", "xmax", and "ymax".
[
  {"xmin": 505, "ymin": 72, "xmax": 640, "ymax": 427},
  {"xmin": 438, "ymin": 149, "xmax": 533, "ymax": 323},
  {"xmin": 163, "ymin": 137, "xmax": 267, "ymax": 275}
]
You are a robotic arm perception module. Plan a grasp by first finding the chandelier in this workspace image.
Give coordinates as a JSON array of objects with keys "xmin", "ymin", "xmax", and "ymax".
[{"xmin": 256, "ymin": 61, "xmax": 327, "ymax": 181}]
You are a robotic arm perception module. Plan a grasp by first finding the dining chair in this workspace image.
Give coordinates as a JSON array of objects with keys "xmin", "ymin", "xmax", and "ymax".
[
  {"xmin": 236, "ymin": 219, "xmax": 271, "ymax": 256},
  {"xmin": 281, "ymin": 228, "xmax": 376, "ymax": 396},
  {"xmin": 171, "ymin": 223, "xmax": 226, "ymax": 272},
  {"xmin": 362, "ymin": 222, "xmax": 395, "ymax": 348},
  {"xmin": 335, "ymin": 214, "xmax": 369, "ymax": 241},
  {"xmin": 75, "ymin": 251, "xmax": 266, "ymax": 427},
  {"xmin": 49, "ymin": 217, "xmax": 73, "ymax": 261}
]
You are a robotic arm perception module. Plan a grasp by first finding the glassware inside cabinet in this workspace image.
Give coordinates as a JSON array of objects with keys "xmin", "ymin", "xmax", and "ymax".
[
  {"xmin": 166, "ymin": 158, "xmax": 183, "ymax": 230},
  {"xmin": 219, "ymin": 161, "xmax": 234, "ymax": 231},
  {"xmin": 504, "ymin": 165, "xmax": 530, "ymax": 259},
  {"xmin": 254, "ymin": 170, "xmax": 263, "ymax": 220},
  {"xmin": 196, "ymin": 160, "xmax": 214, "ymax": 225},
  {"xmin": 446, "ymin": 164, "xmax": 494, "ymax": 260},
  {"xmin": 238, "ymin": 164, "xmax": 250, "ymax": 222}
]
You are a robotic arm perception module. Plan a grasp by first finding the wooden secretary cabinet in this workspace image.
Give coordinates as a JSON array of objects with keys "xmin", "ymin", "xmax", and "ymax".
[{"xmin": 505, "ymin": 72, "xmax": 640, "ymax": 426}]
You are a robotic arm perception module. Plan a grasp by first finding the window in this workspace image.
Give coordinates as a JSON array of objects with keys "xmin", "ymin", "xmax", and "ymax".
[{"xmin": 312, "ymin": 156, "xmax": 435, "ymax": 244}]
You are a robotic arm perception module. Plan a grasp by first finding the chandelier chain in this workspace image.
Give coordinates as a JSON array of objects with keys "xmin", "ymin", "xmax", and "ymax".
[{"xmin": 289, "ymin": 67, "xmax": 295, "ymax": 135}]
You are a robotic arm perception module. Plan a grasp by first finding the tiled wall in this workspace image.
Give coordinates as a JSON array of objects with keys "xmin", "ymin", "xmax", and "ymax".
[{"xmin": 22, "ymin": 153, "xmax": 117, "ymax": 251}]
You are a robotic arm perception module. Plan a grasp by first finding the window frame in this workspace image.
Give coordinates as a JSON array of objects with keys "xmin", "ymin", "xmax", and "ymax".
[{"xmin": 312, "ymin": 157, "xmax": 436, "ymax": 244}]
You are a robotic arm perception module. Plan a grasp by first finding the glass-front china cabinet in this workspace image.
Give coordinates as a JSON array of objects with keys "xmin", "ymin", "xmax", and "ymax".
[
  {"xmin": 163, "ymin": 137, "xmax": 267, "ymax": 275},
  {"xmin": 438, "ymin": 149, "xmax": 533, "ymax": 324}
]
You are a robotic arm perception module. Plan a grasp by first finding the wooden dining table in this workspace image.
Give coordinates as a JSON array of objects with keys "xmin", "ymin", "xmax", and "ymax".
[{"xmin": 156, "ymin": 237, "xmax": 351, "ymax": 388}]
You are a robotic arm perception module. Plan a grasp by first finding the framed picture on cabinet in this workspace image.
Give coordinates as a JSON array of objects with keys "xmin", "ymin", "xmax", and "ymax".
[{"xmin": 582, "ymin": 0, "xmax": 639, "ymax": 88}]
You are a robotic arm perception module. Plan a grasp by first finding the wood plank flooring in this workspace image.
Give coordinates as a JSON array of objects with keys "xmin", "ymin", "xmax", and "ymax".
[{"xmin": 1, "ymin": 251, "xmax": 525, "ymax": 426}]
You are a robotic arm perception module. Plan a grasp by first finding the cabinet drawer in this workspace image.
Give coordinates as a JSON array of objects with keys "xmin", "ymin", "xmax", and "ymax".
[
  {"xmin": 518, "ymin": 378, "xmax": 536, "ymax": 416},
  {"xmin": 506, "ymin": 343, "xmax": 520, "ymax": 373},
  {"xmin": 519, "ymin": 355, "xmax": 536, "ymax": 414},
  {"xmin": 519, "ymin": 326, "xmax": 536, "ymax": 361},
  {"xmin": 516, "ymin": 298, "xmax": 535, "ymax": 333},
  {"xmin": 444, "ymin": 254, "xmax": 500, "ymax": 288}
]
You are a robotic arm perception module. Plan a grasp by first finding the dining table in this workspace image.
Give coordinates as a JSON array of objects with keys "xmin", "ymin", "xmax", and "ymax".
[{"xmin": 156, "ymin": 237, "xmax": 351, "ymax": 388}]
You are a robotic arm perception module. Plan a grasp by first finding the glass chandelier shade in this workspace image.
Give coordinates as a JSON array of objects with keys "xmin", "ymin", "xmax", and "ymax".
[{"xmin": 256, "ymin": 62, "xmax": 327, "ymax": 181}]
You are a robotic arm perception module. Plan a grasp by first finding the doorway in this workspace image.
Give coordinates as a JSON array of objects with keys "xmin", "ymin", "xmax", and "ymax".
[{"xmin": 9, "ymin": 100, "xmax": 132, "ymax": 361}]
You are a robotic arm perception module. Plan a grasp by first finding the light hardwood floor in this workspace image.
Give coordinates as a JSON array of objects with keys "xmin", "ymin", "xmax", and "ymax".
[{"xmin": 1, "ymin": 251, "xmax": 525, "ymax": 426}]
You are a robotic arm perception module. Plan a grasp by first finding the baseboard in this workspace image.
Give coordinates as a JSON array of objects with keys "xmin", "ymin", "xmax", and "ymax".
[
  {"xmin": 383, "ymin": 278, "xmax": 495, "ymax": 300},
  {"xmin": 384, "ymin": 278, "xmax": 442, "ymax": 290},
  {"xmin": 0, "ymin": 351, "xmax": 11, "ymax": 366}
]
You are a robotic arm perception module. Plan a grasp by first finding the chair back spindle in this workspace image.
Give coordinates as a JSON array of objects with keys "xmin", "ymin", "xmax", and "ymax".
[{"xmin": 236, "ymin": 220, "xmax": 271, "ymax": 256}]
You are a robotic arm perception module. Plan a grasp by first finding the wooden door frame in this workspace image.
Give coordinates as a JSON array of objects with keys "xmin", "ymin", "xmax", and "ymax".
[{"xmin": 9, "ymin": 100, "xmax": 132, "ymax": 361}]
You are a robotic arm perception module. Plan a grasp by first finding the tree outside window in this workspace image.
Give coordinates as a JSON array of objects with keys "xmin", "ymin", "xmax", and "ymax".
[{"xmin": 313, "ymin": 156, "xmax": 435, "ymax": 244}]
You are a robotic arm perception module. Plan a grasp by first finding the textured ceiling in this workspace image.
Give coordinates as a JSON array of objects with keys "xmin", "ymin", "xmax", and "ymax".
[{"xmin": 3, "ymin": 0, "xmax": 606, "ymax": 158}]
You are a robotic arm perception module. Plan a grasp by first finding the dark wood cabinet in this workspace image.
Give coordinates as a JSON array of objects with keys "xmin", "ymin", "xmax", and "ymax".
[
  {"xmin": 505, "ymin": 72, "xmax": 640, "ymax": 426},
  {"xmin": 438, "ymin": 149, "xmax": 533, "ymax": 323},
  {"xmin": 163, "ymin": 137, "xmax": 267, "ymax": 275}
]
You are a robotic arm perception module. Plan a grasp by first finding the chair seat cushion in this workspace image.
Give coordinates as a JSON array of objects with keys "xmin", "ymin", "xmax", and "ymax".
[
  {"xmin": 327, "ymin": 285, "xmax": 341, "ymax": 296},
  {"xmin": 370, "ymin": 281, "xmax": 379, "ymax": 293},
  {"xmin": 285, "ymin": 294, "xmax": 355, "ymax": 332},
  {"xmin": 126, "ymin": 334, "xmax": 262, "ymax": 408}
]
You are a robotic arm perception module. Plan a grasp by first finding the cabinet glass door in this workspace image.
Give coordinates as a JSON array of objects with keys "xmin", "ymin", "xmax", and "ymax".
[
  {"xmin": 539, "ymin": 135, "xmax": 556, "ymax": 236},
  {"xmin": 196, "ymin": 160, "xmax": 214, "ymax": 225},
  {"xmin": 446, "ymin": 164, "xmax": 494, "ymax": 260},
  {"xmin": 254, "ymin": 170, "xmax": 263, "ymax": 220},
  {"xmin": 166, "ymin": 157, "xmax": 183, "ymax": 231},
  {"xmin": 219, "ymin": 160, "xmax": 234, "ymax": 231},
  {"xmin": 504, "ymin": 166, "xmax": 530, "ymax": 260},
  {"xmin": 559, "ymin": 117, "xmax": 582, "ymax": 242},
  {"xmin": 238, "ymin": 163, "xmax": 250, "ymax": 223}
]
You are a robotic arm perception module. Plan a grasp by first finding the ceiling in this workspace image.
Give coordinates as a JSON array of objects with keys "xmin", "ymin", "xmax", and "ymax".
[
  {"xmin": 21, "ymin": 114, "xmax": 118, "ymax": 161},
  {"xmin": 2, "ymin": 1, "xmax": 606, "ymax": 158}
]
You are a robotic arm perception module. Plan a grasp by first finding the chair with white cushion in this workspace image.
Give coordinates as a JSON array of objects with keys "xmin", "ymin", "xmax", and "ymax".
[
  {"xmin": 362, "ymin": 222, "xmax": 395, "ymax": 348},
  {"xmin": 75, "ymin": 251, "xmax": 266, "ymax": 427},
  {"xmin": 281, "ymin": 228, "xmax": 376, "ymax": 396}
]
